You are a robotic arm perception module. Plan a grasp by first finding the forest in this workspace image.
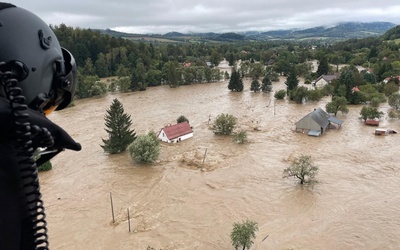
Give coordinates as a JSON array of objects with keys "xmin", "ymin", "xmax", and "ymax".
[{"xmin": 52, "ymin": 24, "xmax": 400, "ymax": 117}]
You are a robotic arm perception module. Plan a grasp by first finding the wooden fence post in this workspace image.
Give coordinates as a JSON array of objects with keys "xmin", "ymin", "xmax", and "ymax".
[
  {"xmin": 127, "ymin": 208, "xmax": 131, "ymax": 233},
  {"xmin": 110, "ymin": 192, "xmax": 115, "ymax": 223},
  {"xmin": 202, "ymin": 148, "xmax": 208, "ymax": 165}
]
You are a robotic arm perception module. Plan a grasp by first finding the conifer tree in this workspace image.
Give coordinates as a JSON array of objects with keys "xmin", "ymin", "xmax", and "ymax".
[
  {"xmin": 101, "ymin": 98, "xmax": 136, "ymax": 154},
  {"xmin": 285, "ymin": 65, "xmax": 299, "ymax": 94},
  {"xmin": 228, "ymin": 69, "xmax": 244, "ymax": 92},
  {"xmin": 317, "ymin": 55, "xmax": 329, "ymax": 76}
]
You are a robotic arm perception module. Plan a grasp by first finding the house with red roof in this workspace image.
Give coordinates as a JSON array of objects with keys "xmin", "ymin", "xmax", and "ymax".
[{"xmin": 157, "ymin": 122, "xmax": 193, "ymax": 143}]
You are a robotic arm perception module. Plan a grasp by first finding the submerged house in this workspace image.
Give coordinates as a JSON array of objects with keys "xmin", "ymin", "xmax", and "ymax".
[
  {"xmin": 295, "ymin": 108, "xmax": 344, "ymax": 136},
  {"xmin": 313, "ymin": 73, "xmax": 340, "ymax": 89},
  {"xmin": 158, "ymin": 122, "xmax": 193, "ymax": 143}
]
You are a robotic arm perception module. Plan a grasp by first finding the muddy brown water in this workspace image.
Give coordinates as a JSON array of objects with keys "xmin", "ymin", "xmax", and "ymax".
[{"xmin": 41, "ymin": 61, "xmax": 400, "ymax": 249}]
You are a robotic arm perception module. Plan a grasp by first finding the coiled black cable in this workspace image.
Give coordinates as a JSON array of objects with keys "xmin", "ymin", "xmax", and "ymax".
[{"xmin": 1, "ymin": 67, "xmax": 53, "ymax": 250}]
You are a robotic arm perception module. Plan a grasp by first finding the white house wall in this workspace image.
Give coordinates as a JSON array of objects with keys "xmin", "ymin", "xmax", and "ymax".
[
  {"xmin": 177, "ymin": 132, "xmax": 193, "ymax": 142},
  {"xmin": 158, "ymin": 129, "xmax": 170, "ymax": 143},
  {"xmin": 315, "ymin": 79, "xmax": 328, "ymax": 89},
  {"xmin": 158, "ymin": 130, "xmax": 194, "ymax": 143}
]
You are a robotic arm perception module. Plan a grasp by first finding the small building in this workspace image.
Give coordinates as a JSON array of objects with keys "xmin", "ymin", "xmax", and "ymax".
[
  {"xmin": 158, "ymin": 122, "xmax": 193, "ymax": 143},
  {"xmin": 374, "ymin": 128, "xmax": 397, "ymax": 136},
  {"xmin": 295, "ymin": 108, "xmax": 344, "ymax": 137},
  {"xmin": 312, "ymin": 73, "xmax": 340, "ymax": 89}
]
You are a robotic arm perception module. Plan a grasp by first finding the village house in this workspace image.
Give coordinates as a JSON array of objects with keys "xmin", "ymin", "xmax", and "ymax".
[
  {"xmin": 157, "ymin": 122, "xmax": 193, "ymax": 143},
  {"xmin": 295, "ymin": 108, "xmax": 344, "ymax": 137},
  {"xmin": 312, "ymin": 73, "xmax": 340, "ymax": 89}
]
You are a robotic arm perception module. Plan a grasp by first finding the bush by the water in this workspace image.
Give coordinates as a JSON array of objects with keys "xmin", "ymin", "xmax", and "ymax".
[{"xmin": 38, "ymin": 161, "xmax": 52, "ymax": 171}]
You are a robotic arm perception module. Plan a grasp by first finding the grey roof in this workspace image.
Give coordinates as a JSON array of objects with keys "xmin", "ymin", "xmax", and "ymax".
[
  {"xmin": 322, "ymin": 74, "xmax": 340, "ymax": 82},
  {"xmin": 328, "ymin": 116, "xmax": 344, "ymax": 125},
  {"xmin": 307, "ymin": 108, "xmax": 330, "ymax": 128},
  {"xmin": 308, "ymin": 130, "xmax": 321, "ymax": 136},
  {"xmin": 296, "ymin": 108, "xmax": 344, "ymax": 133},
  {"xmin": 314, "ymin": 73, "xmax": 340, "ymax": 83}
]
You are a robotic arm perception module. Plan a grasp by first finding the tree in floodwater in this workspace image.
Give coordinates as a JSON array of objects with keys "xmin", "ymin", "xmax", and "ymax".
[
  {"xmin": 261, "ymin": 74, "xmax": 272, "ymax": 92},
  {"xmin": 177, "ymin": 115, "xmax": 189, "ymax": 124},
  {"xmin": 359, "ymin": 106, "xmax": 384, "ymax": 122},
  {"xmin": 283, "ymin": 155, "xmax": 318, "ymax": 185},
  {"xmin": 285, "ymin": 65, "xmax": 299, "ymax": 94},
  {"xmin": 326, "ymin": 96, "xmax": 349, "ymax": 116},
  {"xmin": 101, "ymin": 98, "xmax": 136, "ymax": 154},
  {"xmin": 250, "ymin": 79, "xmax": 260, "ymax": 92},
  {"xmin": 228, "ymin": 69, "xmax": 244, "ymax": 92},
  {"xmin": 230, "ymin": 219, "xmax": 258, "ymax": 250},
  {"xmin": 212, "ymin": 113, "xmax": 237, "ymax": 135},
  {"xmin": 128, "ymin": 131, "xmax": 160, "ymax": 163}
]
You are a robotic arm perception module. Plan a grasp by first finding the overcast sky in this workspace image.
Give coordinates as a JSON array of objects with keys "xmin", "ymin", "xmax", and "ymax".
[{"xmin": 10, "ymin": 1, "xmax": 400, "ymax": 34}]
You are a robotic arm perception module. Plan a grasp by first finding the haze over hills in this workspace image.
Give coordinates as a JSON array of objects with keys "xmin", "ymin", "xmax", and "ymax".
[{"xmin": 99, "ymin": 22, "xmax": 397, "ymax": 42}]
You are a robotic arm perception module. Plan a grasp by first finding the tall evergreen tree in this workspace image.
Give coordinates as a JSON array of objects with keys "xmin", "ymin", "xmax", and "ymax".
[
  {"xmin": 228, "ymin": 69, "xmax": 244, "ymax": 92},
  {"xmin": 101, "ymin": 99, "xmax": 136, "ymax": 154},
  {"xmin": 338, "ymin": 68, "xmax": 356, "ymax": 103},
  {"xmin": 317, "ymin": 55, "xmax": 329, "ymax": 76},
  {"xmin": 285, "ymin": 65, "xmax": 299, "ymax": 94},
  {"xmin": 228, "ymin": 52, "xmax": 235, "ymax": 66}
]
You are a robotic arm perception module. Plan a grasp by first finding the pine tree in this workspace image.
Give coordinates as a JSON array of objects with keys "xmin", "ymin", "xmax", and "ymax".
[
  {"xmin": 317, "ymin": 55, "xmax": 329, "ymax": 76},
  {"xmin": 285, "ymin": 65, "xmax": 299, "ymax": 93},
  {"xmin": 101, "ymin": 98, "xmax": 136, "ymax": 154},
  {"xmin": 228, "ymin": 69, "xmax": 244, "ymax": 92}
]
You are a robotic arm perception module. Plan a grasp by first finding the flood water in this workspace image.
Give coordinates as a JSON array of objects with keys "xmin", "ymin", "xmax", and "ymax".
[{"xmin": 41, "ymin": 61, "xmax": 400, "ymax": 249}]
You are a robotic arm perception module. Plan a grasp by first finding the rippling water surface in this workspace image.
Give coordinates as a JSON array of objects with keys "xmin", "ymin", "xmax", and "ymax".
[{"xmin": 41, "ymin": 61, "xmax": 400, "ymax": 249}]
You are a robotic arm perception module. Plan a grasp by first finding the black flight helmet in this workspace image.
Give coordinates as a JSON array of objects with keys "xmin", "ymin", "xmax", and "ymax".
[{"xmin": 0, "ymin": 3, "xmax": 77, "ymax": 114}]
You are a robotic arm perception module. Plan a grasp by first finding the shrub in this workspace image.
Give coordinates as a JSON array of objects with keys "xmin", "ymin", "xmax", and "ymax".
[
  {"xmin": 212, "ymin": 113, "xmax": 237, "ymax": 135},
  {"xmin": 38, "ymin": 161, "xmax": 52, "ymax": 171},
  {"xmin": 177, "ymin": 115, "xmax": 189, "ymax": 124},
  {"xmin": 233, "ymin": 130, "xmax": 247, "ymax": 144},
  {"xmin": 128, "ymin": 132, "xmax": 160, "ymax": 163},
  {"xmin": 274, "ymin": 89, "xmax": 286, "ymax": 99}
]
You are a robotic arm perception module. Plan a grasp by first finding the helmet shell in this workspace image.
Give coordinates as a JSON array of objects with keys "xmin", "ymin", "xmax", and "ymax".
[{"xmin": 0, "ymin": 4, "xmax": 75, "ymax": 111}]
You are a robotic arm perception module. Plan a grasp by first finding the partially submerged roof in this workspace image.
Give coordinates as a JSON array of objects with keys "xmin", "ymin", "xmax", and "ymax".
[
  {"xmin": 307, "ymin": 108, "xmax": 331, "ymax": 128},
  {"xmin": 296, "ymin": 108, "xmax": 344, "ymax": 133},
  {"xmin": 314, "ymin": 73, "xmax": 340, "ymax": 83},
  {"xmin": 161, "ymin": 122, "xmax": 193, "ymax": 140},
  {"xmin": 328, "ymin": 116, "xmax": 344, "ymax": 125},
  {"xmin": 308, "ymin": 130, "xmax": 321, "ymax": 137},
  {"xmin": 322, "ymin": 74, "xmax": 340, "ymax": 82}
]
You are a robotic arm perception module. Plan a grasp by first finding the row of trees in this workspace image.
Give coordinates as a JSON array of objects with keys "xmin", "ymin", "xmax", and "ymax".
[{"xmin": 53, "ymin": 25, "xmax": 400, "ymax": 111}]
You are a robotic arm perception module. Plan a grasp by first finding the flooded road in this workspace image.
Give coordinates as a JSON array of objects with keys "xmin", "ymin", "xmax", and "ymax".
[{"xmin": 41, "ymin": 61, "xmax": 400, "ymax": 249}]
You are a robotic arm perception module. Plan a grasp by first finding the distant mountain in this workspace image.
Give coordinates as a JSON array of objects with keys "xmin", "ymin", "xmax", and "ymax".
[
  {"xmin": 163, "ymin": 31, "xmax": 186, "ymax": 37},
  {"xmin": 99, "ymin": 21, "xmax": 397, "ymax": 42},
  {"xmin": 256, "ymin": 22, "xmax": 396, "ymax": 40},
  {"xmin": 381, "ymin": 25, "xmax": 400, "ymax": 40}
]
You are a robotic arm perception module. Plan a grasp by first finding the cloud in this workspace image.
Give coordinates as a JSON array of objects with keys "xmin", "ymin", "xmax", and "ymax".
[{"xmin": 10, "ymin": 0, "xmax": 400, "ymax": 34}]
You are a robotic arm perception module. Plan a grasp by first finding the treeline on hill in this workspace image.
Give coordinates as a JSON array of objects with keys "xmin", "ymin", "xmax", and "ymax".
[{"xmin": 52, "ymin": 24, "xmax": 400, "ymax": 106}]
